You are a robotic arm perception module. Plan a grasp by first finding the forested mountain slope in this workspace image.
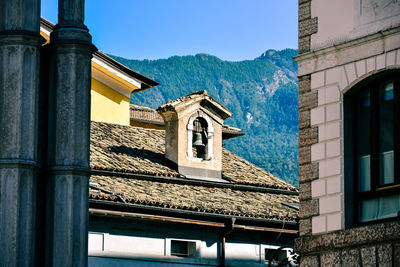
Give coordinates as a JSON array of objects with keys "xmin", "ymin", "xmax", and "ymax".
[{"xmin": 110, "ymin": 49, "xmax": 299, "ymax": 186}]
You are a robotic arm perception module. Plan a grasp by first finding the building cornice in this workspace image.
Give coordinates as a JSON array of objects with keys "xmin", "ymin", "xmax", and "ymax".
[{"xmin": 295, "ymin": 26, "xmax": 400, "ymax": 76}]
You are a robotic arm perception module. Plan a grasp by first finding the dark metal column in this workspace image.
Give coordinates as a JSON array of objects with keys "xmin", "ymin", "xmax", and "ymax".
[
  {"xmin": 45, "ymin": 0, "xmax": 95, "ymax": 266},
  {"xmin": 0, "ymin": 0, "xmax": 42, "ymax": 266}
]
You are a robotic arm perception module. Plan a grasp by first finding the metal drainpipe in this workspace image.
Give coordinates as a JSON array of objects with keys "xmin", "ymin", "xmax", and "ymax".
[{"xmin": 220, "ymin": 217, "xmax": 236, "ymax": 267}]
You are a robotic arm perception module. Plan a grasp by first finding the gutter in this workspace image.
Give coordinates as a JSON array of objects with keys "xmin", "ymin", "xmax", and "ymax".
[
  {"xmin": 94, "ymin": 51, "xmax": 159, "ymax": 90},
  {"xmin": 89, "ymin": 208, "xmax": 298, "ymax": 234},
  {"xmin": 39, "ymin": 18, "xmax": 159, "ymax": 90},
  {"xmin": 40, "ymin": 17, "xmax": 54, "ymax": 32}
]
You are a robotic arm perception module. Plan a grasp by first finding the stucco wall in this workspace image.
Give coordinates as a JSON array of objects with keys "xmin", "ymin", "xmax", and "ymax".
[
  {"xmin": 310, "ymin": 0, "xmax": 400, "ymax": 51},
  {"xmin": 310, "ymin": 0, "xmax": 353, "ymax": 50},
  {"xmin": 91, "ymin": 78, "xmax": 130, "ymax": 126},
  {"xmin": 160, "ymin": 99, "xmax": 226, "ymax": 181}
]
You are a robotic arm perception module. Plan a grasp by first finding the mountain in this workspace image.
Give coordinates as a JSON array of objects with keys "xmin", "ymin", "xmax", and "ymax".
[{"xmin": 109, "ymin": 49, "xmax": 299, "ymax": 186}]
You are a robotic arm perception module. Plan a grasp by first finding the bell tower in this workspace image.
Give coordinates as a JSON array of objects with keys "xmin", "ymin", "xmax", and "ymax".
[{"xmin": 157, "ymin": 91, "xmax": 232, "ymax": 182}]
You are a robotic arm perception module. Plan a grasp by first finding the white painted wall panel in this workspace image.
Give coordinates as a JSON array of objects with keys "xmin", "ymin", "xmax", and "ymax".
[
  {"xmin": 88, "ymin": 231, "xmax": 286, "ymax": 267},
  {"xmin": 89, "ymin": 233, "xmax": 104, "ymax": 251}
]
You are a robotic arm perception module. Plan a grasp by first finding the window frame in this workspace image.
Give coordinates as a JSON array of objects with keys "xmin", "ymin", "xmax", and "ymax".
[
  {"xmin": 344, "ymin": 71, "xmax": 400, "ymax": 227},
  {"xmin": 169, "ymin": 239, "xmax": 197, "ymax": 258}
]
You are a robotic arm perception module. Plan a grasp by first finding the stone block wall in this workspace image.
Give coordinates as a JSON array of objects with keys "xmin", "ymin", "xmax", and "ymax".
[
  {"xmin": 298, "ymin": 0, "xmax": 317, "ymax": 54},
  {"xmin": 298, "ymin": 0, "xmax": 319, "ymax": 237},
  {"xmin": 296, "ymin": 221, "xmax": 400, "ymax": 267}
]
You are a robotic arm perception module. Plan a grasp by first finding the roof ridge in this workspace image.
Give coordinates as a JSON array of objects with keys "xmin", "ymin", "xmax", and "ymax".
[{"xmin": 157, "ymin": 90, "xmax": 208, "ymax": 110}]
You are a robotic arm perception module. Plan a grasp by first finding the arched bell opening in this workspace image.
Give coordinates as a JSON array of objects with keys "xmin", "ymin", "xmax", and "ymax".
[
  {"xmin": 192, "ymin": 117, "xmax": 208, "ymax": 159},
  {"xmin": 187, "ymin": 112, "xmax": 214, "ymax": 161}
]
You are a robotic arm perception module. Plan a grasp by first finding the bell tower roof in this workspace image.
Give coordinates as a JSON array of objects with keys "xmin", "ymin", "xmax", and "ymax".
[{"xmin": 157, "ymin": 90, "xmax": 232, "ymax": 122}]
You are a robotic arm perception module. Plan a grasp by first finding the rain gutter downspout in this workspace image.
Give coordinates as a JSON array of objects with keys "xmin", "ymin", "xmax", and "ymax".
[{"xmin": 220, "ymin": 217, "xmax": 236, "ymax": 267}]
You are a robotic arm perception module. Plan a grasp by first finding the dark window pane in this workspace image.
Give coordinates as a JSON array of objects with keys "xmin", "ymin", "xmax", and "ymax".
[
  {"xmin": 379, "ymin": 80, "xmax": 394, "ymax": 185},
  {"xmin": 357, "ymin": 88, "xmax": 371, "ymax": 192},
  {"xmin": 359, "ymin": 194, "xmax": 400, "ymax": 222},
  {"xmin": 171, "ymin": 240, "xmax": 196, "ymax": 257},
  {"xmin": 171, "ymin": 240, "xmax": 188, "ymax": 256},
  {"xmin": 265, "ymin": 249, "xmax": 287, "ymax": 261}
]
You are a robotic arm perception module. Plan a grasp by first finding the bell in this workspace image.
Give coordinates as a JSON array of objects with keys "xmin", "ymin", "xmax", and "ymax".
[{"xmin": 193, "ymin": 132, "xmax": 205, "ymax": 147}]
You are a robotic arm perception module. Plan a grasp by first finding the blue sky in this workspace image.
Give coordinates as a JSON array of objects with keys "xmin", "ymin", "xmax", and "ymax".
[{"xmin": 41, "ymin": 0, "xmax": 297, "ymax": 61}]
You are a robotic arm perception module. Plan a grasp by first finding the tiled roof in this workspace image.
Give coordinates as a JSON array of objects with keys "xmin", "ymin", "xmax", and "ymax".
[
  {"xmin": 89, "ymin": 121, "xmax": 298, "ymax": 221},
  {"xmin": 89, "ymin": 175, "xmax": 298, "ymax": 221},
  {"xmin": 130, "ymin": 104, "xmax": 164, "ymax": 124},
  {"xmin": 90, "ymin": 121, "xmax": 178, "ymax": 177},
  {"xmin": 90, "ymin": 121, "xmax": 296, "ymax": 190}
]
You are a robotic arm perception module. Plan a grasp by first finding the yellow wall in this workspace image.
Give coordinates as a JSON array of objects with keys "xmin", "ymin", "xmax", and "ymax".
[{"xmin": 91, "ymin": 78, "xmax": 130, "ymax": 125}]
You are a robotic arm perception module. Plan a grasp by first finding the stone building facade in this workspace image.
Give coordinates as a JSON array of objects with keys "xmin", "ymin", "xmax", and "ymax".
[{"xmin": 295, "ymin": 0, "xmax": 400, "ymax": 266}]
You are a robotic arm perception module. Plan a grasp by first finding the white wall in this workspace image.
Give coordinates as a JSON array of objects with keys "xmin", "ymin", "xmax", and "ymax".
[{"xmin": 88, "ymin": 232, "xmax": 292, "ymax": 267}]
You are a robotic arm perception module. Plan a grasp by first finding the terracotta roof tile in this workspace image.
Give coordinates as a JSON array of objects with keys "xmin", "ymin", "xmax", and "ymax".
[
  {"xmin": 222, "ymin": 149, "xmax": 296, "ymax": 190},
  {"xmin": 130, "ymin": 104, "xmax": 164, "ymax": 124},
  {"xmin": 89, "ymin": 121, "xmax": 298, "ymax": 220},
  {"xmin": 90, "ymin": 121, "xmax": 296, "ymax": 191},
  {"xmin": 89, "ymin": 175, "xmax": 298, "ymax": 221},
  {"xmin": 90, "ymin": 121, "xmax": 179, "ymax": 177}
]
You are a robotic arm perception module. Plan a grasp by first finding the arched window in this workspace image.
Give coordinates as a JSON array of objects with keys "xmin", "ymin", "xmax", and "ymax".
[
  {"xmin": 344, "ymin": 71, "xmax": 400, "ymax": 225},
  {"xmin": 187, "ymin": 112, "xmax": 214, "ymax": 161}
]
